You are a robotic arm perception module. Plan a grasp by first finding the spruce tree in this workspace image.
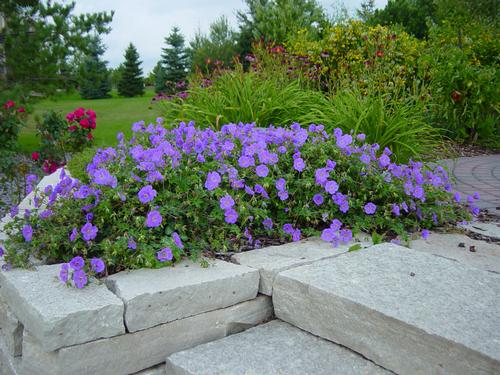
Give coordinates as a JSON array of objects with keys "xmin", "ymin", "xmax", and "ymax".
[
  {"xmin": 156, "ymin": 27, "xmax": 188, "ymax": 94},
  {"xmin": 78, "ymin": 39, "xmax": 111, "ymax": 99},
  {"xmin": 118, "ymin": 43, "xmax": 144, "ymax": 97}
]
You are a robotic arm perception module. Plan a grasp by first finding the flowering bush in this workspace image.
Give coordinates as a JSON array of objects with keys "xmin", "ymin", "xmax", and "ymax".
[
  {"xmin": 34, "ymin": 107, "xmax": 97, "ymax": 174},
  {"xmin": 0, "ymin": 99, "xmax": 26, "ymax": 151},
  {"xmin": 2, "ymin": 121, "xmax": 475, "ymax": 280}
]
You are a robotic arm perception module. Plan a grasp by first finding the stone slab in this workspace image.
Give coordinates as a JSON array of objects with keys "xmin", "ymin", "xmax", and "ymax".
[
  {"xmin": 21, "ymin": 296, "xmax": 273, "ymax": 375},
  {"xmin": 274, "ymin": 243, "xmax": 500, "ymax": 375},
  {"xmin": 106, "ymin": 259, "xmax": 259, "ymax": 332},
  {"xmin": 132, "ymin": 364, "xmax": 165, "ymax": 375},
  {"xmin": 0, "ymin": 295, "xmax": 23, "ymax": 357},
  {"xmin": 165, "ymin": 320, "xmax": 390, "ymax": 375},
  {"xmin": 410, "ymin": 233, "xmax": 500, "ymax": 274},
  {"xmin": 463, "ymin": 222, "xmax": 500, "ymax": 240},
  {"xmin": 232, "ymin": 237, "xmax": 369, "ymax": 295},
  {"xmin": 0, "ymin": 263, "xmax": 125, "ymax": 352}
]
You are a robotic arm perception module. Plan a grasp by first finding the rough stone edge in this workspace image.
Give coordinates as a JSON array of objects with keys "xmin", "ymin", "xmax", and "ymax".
[{"xmin": 273, "ymin": 271, "xmax": 500, "ymax": 375}]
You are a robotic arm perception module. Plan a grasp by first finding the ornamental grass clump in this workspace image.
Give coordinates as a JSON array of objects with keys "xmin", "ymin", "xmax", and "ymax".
[{"xmin": 1, "ymin": 120, "xmax": 476, "ymax": 284}]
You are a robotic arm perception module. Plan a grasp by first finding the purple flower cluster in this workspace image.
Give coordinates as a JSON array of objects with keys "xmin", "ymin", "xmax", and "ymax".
[
  {"xmin": 59, "ymin": 256, "xmax": 105, "ymax": 289},
  {"xmin": 321, "ymin": 219, "xmax": 353, "ymax": 248}
]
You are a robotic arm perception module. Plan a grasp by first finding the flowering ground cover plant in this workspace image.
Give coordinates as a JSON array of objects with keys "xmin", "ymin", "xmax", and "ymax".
[{"xmin": 1, "ymin": 120, "xmax": 476, "ymax": 286}]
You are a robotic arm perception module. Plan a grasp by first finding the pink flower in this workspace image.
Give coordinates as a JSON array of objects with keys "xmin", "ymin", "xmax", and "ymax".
[{"xmin": 31, "ymin": 152, "xmax": 39, "ymax": 161}]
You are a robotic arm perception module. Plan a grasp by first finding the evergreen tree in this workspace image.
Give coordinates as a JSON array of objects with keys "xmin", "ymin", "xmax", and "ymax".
[
  {"xmin": 156, "ymin": 26, "xmax": 188, "ymax": 94},
  {"xmin": 0, "ymin": 0, "xmax": 113, "ymax": 94},
  {"xmin": 78, "ymin": 38, "xmax": 111, "ymax": 99},
  {"xmin": 118, "ymin": 43, "xmax": 144, "ymax": 97}
]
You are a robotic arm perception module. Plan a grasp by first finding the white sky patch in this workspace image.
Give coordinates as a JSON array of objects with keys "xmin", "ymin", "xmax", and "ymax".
[{"xmin": 72, "ymin": 0, "xmax": 387, "ymax": 73}]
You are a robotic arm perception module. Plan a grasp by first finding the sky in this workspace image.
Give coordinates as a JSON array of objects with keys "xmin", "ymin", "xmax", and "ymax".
[{"xmin": 72, "ymin": 0, "xmax": 387, "ymax": 74}]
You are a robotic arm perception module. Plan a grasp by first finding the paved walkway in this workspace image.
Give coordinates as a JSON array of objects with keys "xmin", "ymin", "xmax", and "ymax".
[{"xmin": 441, "ymin": 154, "xmax": 500, "ymax": 216}]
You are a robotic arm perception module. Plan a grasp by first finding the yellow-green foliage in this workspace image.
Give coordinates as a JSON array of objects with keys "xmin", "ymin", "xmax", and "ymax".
[{"xmin": 288, "ymin": 21, "xmax": 425, "ymax": 96}]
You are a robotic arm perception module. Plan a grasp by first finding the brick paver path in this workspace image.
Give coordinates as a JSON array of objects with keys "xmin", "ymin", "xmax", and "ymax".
[{"xmin": 441, "ymin": 154, "xmax": 500, "ymax": 216}]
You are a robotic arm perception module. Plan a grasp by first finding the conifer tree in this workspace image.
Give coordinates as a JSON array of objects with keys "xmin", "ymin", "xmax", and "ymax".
[
  {"xmin": 78, "ymin": 38, "xmax": 111, "ymax": 99},
  {"xmin": 156, "ymin": 27, "xmax": 188, "ymax": 94},
  {"xmin": 118, "ymin": 43, "xmax": 144, "ymax": 97}
]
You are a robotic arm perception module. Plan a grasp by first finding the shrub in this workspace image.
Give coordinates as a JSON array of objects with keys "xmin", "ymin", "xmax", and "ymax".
[
  {"xmin": 2, "ymin": 121, "xmax": 474, "ymax": 285},
  {"xmin": 0, "ymin": 99, "xmax": 26, "ymax": 151},
  {"xmin": 34, "ymin": 107, "xmax": 97, "ymax": 174}
]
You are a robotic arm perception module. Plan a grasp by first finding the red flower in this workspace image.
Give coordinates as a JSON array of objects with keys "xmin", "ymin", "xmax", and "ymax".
[
  {"xmin": 74, "ymin": 108, "xmax": 85, "ymax": 118},
  {"xmin": 86, "ymin": 109, "xmax": 96, "ymax": 119},
  {"xmin": 451, "ymin": 90, "xmax": 462, "ymax": 103},
  {"xmin": 31, "ymin": 152, "xmax": 40, "ymax": 161},
  {"xmin": 68, "ymin": 125, "xmax": 78, "ymax": 132},
  {"xmin": 90, "ymin": 120, "xmax": 96, "ymax": 129},
  {"xmin": 66, "ymin": 113, "xmax": 75, "ymax": 122},
  {"xmin": 79, "ymin": 118, "xmax": 90, "ymax": 129},
  {"xmin": 376, "ymin": 50, "xmax": 384, "ymax": 58},
  {"xmin": 17, "ymin": 107, "xmax": 26, "ymax": 113},
  {"xmin": 87, "ymin": 133, "xmax": 93, "ymax": 140},
  {"xmin": 3, "ymin": 100, "xmax": 15, "ymax": 109}
]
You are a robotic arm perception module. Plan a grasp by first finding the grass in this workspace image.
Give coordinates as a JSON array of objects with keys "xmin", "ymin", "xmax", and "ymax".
[{"xmin": 18, "ymin": 87, "xmax": 161, "ymax": 153}]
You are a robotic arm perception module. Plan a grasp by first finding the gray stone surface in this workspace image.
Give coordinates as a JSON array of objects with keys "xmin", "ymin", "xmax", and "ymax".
[
  {"xmin": 274, "ymin": 243, "xmax": 500, "ymax": 375},
  {"xmin": 21, "ymin": 296, "xmax": 273, "ymax": 375},
  {"xmin": 232, "ymin": 237, "xmax": 369, "ymax": 295},
  {"xmin": 106, "ymin": 259, "xmax": 259, "ymax": 332},
  {"xmin": 410, "ymin": 232, "xmax": 500, "ymax": 273},
  {"xmin": 0, "ymin": 263, "xmax": 125, "ymax": 352},
  {"xmin": 0, "ymin": 295, "xmax": 23, "ymax": 357},
  {"xmin": 165, "ymin": 320, "xmax": 390, "ymax": 375},
  {"xmin": 463, "ymin": 222, "xmax": 500, "ymax": 240},
  {"xmin": 0, "ymin": 332, "xmax": 22, "ymax": 375}
]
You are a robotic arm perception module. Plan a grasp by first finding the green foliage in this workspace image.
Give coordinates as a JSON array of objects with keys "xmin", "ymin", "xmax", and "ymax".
[
  {"xmin": 312, "ymin": 90, "xmax": 441, "ymax": 162},
  {"xmin": 424, "ymin": 44, "xmax": 499, "ymax": 144},
  {"xmin": 237, "ymin": 0, "xmax": 328, "ymax": 46},
  {"xmin": 66, "ymin": 147, "xmax": 95, "ymax": 183},
  {"xmin": 156, "ymin": 27, "xmax": 189, "ymax": 94},
  {"xmin": 367, "ymin": 0, "xmax": 436, "ymax": 39},
  {"xmin": 118, "ymin": 43, "xmax": 144, "ymax": 97},
  {"xmin": 78, "ymin": 39, "xmax": 112, "ymax": 99},
  {"xmin": 109, "ymin": 65, "xmax": 124, "ymax": 89},
  {"xmin": 189, "ymin": 16, "xmax": 239, "ymax": 73},
  {"xmin": 159, "ymin": 66, "xmax": 439, "ymax": 161},
  {"xmin": 0, "ymin": 0, "xmax": 113, "ymax": 95},
  {"xmin": 35, "ymin": 110, "xmax": 67, "ymax": 163}
]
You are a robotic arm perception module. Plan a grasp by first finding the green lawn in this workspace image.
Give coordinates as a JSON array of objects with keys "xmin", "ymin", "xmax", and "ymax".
[{"xmin": 19, "ymin": 88, "xmax": 161, "ymax": 153}]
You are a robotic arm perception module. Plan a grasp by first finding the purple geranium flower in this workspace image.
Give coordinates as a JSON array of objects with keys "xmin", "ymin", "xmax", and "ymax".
[
  {"xmin": 22, "ymin": 225, "xmax": 33, "ymax": 242},
  {"xmin": 275, "ymin": 178, "xmax": 286, "ymax": 191},
  {"xmin": 263, "ymin": 217, "xmax": 273, "ymax": 230},
  {"xmin": 146, "ymin": 210, "xmax": 163, "ymax": 228},
  {"xmin": 81, "ymin": 222, "xmax": 98, "ymax": 241},
  {"xmin": 172, "ymin": 232, "xmax": 184, "ymax": 249},
  {"xmin": 69, "ymin": 256, "xmax": 85, "ymax": 271},
  {"xmin": 364, "ymin": 202, "xmax": 377, "ymax": 215},
  {"xmin": 219, "ymin": 194, "xmax": 235, "ymax": 210},
  {"xmin": 157, "ymin": 247, "xmax": 173, "ymax": 262},
  {"xmin": 313, "ymin": 194, "xmax": 324, "ymax": 206},
  {"xmin": 73, "ymin": 269, "xmax": 88, "ymax": 289},
  {"xmin": 137, "ymin": 185, "xmax": 157, "ymax": 204},
  {"xmin": 292, "ymin": 229, "xmax": 301, "ymax": 242},
  {"xmin": 293, "ymin": 158, "xmax": 305, "ymax": 172},
  {"xmin": 69, "ymin": 227, "xmax": 78, "ymax": 242},
  {"xmin": 0, "ymin": 246, "xmax": 4, "ymax": 257},
  {"xmin": 59, "ymin": 263, "xmax": 69, "ymax": 283},
  {"xmin": 324, "ymin": 180, "xmax": 339, "ymax": 194},
  {"xmin": 339, "ymin": 229, "xmax": 352, "ymax": 243},
  {"xmin": 205, "ymin": 171, "xmax": 221, "ymax": 191},
  {"xmin": 224, "ymin": 208, "xmax": 238, "ymax": 224},
  {"xmin": 321, "ymin": 228, "xmax": 337, "ymax": 242},
  {"xmin": 330, "ymin": 219, "xmax": 342, "ymax": 231},
  {"xmin": 238, "ymin": 155, "xmax": 255, "ymax": 168},
  {"xmin": 283, "ymin": 223, "xmax": 294, "ymax": 234},
  {"xmin": 454, "ymin": 192, "xmax": 461, "ymax": 203},
  {"xmin": 90, "ymin": 258, "xmax": 105, "ymax": 273},
  {"xmin": 128, "ymin": 237, "xmax": 137, "ymax": 250},
  {"xmin": 391, "ymin": 204, "xmax": 400, "ymax": 217},
  {"xmin": 255, "ymin": 164, "xmax": 269, "ymax": 177},
  {"xmin": 422, "ymin": 229, "xmax": 430, "ymax": 240},
  {"xmin": 278, "ymin": 190, "xmax": 289, "ymax": 201}
]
